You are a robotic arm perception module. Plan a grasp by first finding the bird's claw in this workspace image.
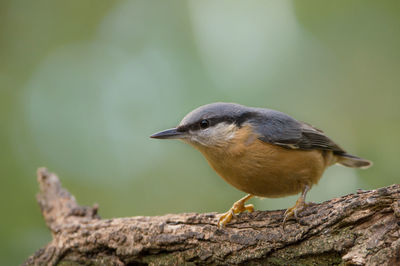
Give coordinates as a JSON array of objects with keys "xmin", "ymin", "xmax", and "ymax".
[
  {"xmin": 218, "ymin": 201, "xmax": 254, "ymax": 228},
  {"xmin": 283, "ymin": 199, "xmax": 312, "ymax": 228}
]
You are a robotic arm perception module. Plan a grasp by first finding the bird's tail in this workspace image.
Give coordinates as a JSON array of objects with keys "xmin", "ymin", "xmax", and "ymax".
[{"xmin": 336, "ymin": 153, "xmax": 372, "ymax": 169}]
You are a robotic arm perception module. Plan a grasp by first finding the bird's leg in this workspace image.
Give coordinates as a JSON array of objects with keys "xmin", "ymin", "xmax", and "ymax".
[
  {"xmin": 218, "ymin": 194, "xmax": 254, "ymax": 227},
  {"xmin": 283, "ymin": 185, "xmax": 311, "ymax": 226}
]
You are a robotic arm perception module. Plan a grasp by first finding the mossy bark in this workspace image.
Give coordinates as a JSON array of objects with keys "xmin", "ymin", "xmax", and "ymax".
[{"xmin": 25, "ymin": 168, "xmax": 400, "ymax": 265}]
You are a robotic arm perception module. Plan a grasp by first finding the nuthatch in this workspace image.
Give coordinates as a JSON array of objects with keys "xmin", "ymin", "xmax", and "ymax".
[{"xmin": 151, "ymin": 102, "xmax": 372, "ymax": 227}]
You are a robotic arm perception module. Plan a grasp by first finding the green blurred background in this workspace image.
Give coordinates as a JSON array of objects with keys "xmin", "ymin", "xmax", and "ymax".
[{"xmin": 1, "ymin": 0, "xmax": 399, "ymax": 264}]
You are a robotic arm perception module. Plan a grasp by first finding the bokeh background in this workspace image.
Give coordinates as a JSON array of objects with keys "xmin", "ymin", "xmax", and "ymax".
[{"xmin": 1, "ymin": 0, "xmax": 399, "ymax": 264}]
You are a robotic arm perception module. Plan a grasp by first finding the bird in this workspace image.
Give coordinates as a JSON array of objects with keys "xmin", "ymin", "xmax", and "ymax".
[{"xmin": 150, "ymin": 102, "xmax": 372, "ymax": 227}]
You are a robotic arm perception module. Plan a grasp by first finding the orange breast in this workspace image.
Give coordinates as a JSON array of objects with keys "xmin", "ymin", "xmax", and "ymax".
[{"xmin": 194, "ymin": 125, "xmax": 333, "ymax": 198}]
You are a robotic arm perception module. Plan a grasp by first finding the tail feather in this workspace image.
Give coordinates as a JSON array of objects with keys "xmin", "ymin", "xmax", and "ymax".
[{"xmin": 336, "ymin": 153, "xmax": 372, "ymax": 169}]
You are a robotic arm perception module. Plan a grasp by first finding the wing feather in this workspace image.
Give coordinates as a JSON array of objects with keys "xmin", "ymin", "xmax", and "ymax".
[{"xmin": 250, "ymin": 110, "xmax": 345, "ymax": 154}]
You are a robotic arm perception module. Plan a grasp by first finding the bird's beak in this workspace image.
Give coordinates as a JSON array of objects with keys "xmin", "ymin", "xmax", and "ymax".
[{"xmin": 150, "ymin": 128, "xmax": 186, "ymax": 139}]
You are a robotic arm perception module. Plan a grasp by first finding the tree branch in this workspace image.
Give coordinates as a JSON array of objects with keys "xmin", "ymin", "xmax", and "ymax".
[{"xmin": 25, "ymin": 168, "xmax": 400, "ymax": 265}]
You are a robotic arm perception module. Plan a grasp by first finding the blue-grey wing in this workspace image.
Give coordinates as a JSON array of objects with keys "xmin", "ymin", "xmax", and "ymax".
[{"xmin": 249, "ymin": 109, "xmax": 345, "ymax": 154}]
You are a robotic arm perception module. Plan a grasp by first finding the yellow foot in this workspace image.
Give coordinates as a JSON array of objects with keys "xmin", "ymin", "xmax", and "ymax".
[
  {"xmin": 283, "ymin": 198, "xmax": 312, "ymax": 227},
  {"xmin": 218, "ymin": 194, "xmax": 254, "ymax": 228}
]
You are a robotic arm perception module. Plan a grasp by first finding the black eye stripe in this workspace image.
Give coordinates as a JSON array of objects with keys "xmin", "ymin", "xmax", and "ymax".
[{"xmin": 178, "ymin": 112, "xmax": 256, "ymax": 132}]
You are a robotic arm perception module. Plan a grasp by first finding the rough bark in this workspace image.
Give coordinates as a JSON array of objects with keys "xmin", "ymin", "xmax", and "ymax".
[{"xmin": 25, "ymin": 168, "xmax": 400, "ymax": 265}]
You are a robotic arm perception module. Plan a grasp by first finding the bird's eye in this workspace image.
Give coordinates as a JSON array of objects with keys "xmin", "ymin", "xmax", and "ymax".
[{"xmin": 200, "ymin": 119, "xmax": 209, "ymax": 129}]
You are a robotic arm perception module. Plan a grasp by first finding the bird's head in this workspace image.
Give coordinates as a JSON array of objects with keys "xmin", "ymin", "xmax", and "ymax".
[{"xmin": 150, "ymin": 102, "xmax": 255, "ymax": 148}]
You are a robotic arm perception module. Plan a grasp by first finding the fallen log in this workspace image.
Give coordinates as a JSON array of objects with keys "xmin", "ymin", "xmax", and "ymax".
[{"xmin": 25, "ymin": 168, "xmax": 400, "ymax": 265}]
